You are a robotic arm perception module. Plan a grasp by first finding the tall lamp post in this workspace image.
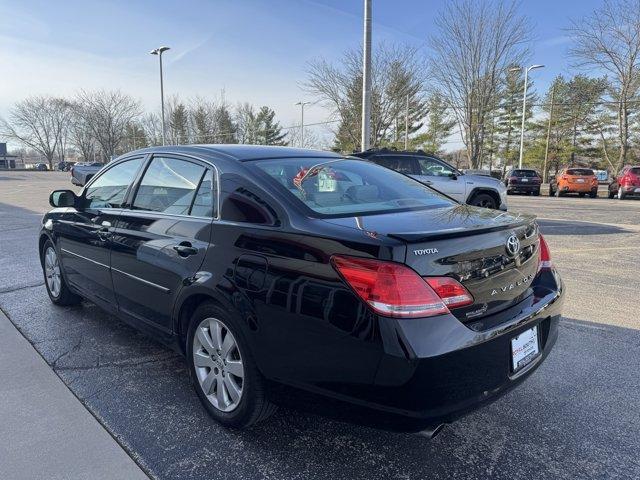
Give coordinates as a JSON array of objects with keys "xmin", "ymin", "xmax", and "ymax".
[
  {"xmin": 511, "ymin": 64, "xmax": 544, "ymax": 169},
  {"xmin": 361, "ymin": 0, "xmax": 372, "ymax": 151},
  {"xmin": 295, "ymin": 101, "xmax": 311, "ymax": 148},
  {"xmin": 150, "ymin": 46, "xmax": 170, "ymax": 146}
]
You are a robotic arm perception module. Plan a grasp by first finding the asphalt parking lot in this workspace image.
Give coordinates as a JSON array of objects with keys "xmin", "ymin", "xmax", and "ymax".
[{"xmin": 1, "ymin": 171, "xmax": 639, "ymax": 480}]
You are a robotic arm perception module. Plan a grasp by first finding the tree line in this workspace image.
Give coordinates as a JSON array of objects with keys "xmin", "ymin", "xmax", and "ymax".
[
  {"xmin": 305, "ymin": 0, "xmax": 640, "ymax": 175},
  {"xmin": 1, "ymin": 91, "xmax": 289, "ymax": 168},
  {"xmin": 3, "ymin": 0, "xmax": 639, "ymax": 176}
]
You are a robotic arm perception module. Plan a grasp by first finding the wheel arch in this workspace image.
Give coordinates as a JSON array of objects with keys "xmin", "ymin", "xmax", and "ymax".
[{"xmin": 466, "ymin": 187, "xmax": 501, "ymax": 207}]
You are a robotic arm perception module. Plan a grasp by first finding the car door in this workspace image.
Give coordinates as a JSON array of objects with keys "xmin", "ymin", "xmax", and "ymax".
[
  {"xmin": 56, "ymin": 157, "xmax": 145, "ymax": 312},
  {"xmin": 110, "ymin": 154, "xmax": 216, "ymax": 332},
  {"xmin": 413, "ymin": 156, "xmax": 466, "ymax": 201}
]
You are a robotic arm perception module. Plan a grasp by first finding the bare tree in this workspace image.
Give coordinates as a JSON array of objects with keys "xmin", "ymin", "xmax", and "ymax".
[
  {"xmin": 68, "ymin": 102, "xmax": 97, "ymax": 162},
  {"xmin": 429, "ymin": 0, "xmax": 532, "ymax": 168},
  {"xmin": 567, "ymin": 0, "xmax": 640, "ymax": 171},
  {"xmin": 0, "ymin": 96, "xmax": 72, "ymax": 168},
  {"xmin": 141, "ymin": 113, "xmax": 163, "ymax": 147},
  {"xmin": 76, "ymin": 90, "xmax": 141, "ymax": 161},
  {"xmin": 305, "ymin": 44, "xmax": 427, "ymax": 151}
]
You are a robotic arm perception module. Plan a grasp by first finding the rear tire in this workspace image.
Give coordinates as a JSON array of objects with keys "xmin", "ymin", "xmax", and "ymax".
[
  {"xmin": 608, "ymin": 189, "xmax": 615, "ymax": 199},
  {"xmin": 579, "ymin": 192, "xmax": 585, "ymax": 198},
  {"xmin": 534, "ymin": 189, "xmax": 540, "ymax": 196},
  {"xmin": 589, "ymin": 189, "xmax": 598, "ymax": 198},
  {"xmin": 555, "ymin": 188, "xmax": 564, "ymax": 197},
  {"xmin": 187, "ymin": 301, "xmax": 276, "ymax": 429},
  {"xmin": 548, "ymin": 185, "xmax": 555, "ymax": 196},
  {"xmin": 468, "ymin": 192, "xmax": 498, "ymax": 209},
  {"xmin": 41, "ymin": 240, "xmax": 81, "ymax": 306}
]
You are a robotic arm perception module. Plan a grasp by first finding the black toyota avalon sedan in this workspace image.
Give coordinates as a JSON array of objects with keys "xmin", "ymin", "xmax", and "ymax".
[{"xmin": 40, "ymin": 145, "xmax": 563, "ymax": 433}]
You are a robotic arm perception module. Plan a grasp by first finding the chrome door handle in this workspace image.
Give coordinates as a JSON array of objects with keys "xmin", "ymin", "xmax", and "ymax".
[
  {"xmin": 173, "ymin": 242, "xmax": 198, "ymax": 257},
  {"xmin": 97, "ymin": 220, "xmax": 112, "ymax": 240}
]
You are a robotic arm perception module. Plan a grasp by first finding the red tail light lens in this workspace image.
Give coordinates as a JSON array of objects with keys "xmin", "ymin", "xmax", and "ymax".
[
  {"xmin": 424, "ymin": 277, "xmax": 474, "ymax": 309},
  {"xmin": 538, "ymin": 234, "xmax": 552, "ymax": 270},
  {"xmin": 331, "ymin": 255, "xmax": 473, "ymax": 318}
]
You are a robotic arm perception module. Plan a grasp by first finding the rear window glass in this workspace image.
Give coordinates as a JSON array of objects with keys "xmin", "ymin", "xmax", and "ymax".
[
  {"xmin": 567, "ymin": 169, "xmax": 594, "ymax": 176},
  {"xmin": 629, "ymin": 167, "xmax": 640, "ymax": 175},
  {"xmin": 513, "ymin": 170, "xmax": 538, "ymax": 177},
  {"xmin": 250, "ymin": 158, "xmax": 454, "ymax": 217}
]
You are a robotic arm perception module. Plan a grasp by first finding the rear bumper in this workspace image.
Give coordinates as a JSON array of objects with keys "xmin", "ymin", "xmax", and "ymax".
[
  {"xmin": 327, "ymin": 269, "xmax": 564, "ymax": 430},
  {"xmin": 561, "ymin": 183, "xmax": 596, "ymax": 193},
  {"xmin": 508, "ymin": 184, "xmax": 540, "ymax": 192}
]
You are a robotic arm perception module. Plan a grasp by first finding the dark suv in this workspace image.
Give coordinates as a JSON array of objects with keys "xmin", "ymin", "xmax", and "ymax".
[
  {"xmin": 40, "ymin": 145, "xmax": 562, "ymax": 432},
  {"xmin": 504, "ymin": 169, "xmax": 542, "ymax": 196}
]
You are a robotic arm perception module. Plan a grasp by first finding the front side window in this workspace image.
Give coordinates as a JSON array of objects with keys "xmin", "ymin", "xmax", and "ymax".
[
  {"xmin": 84, "ymin": 157, "xmax": 143, "ymax": 209},
  {"xmin": 132, "ymin": 157, "xmax": 206, "ymax": 215},
  {"xmin": 417, "ymin": 157, "xmax": 456, "ymax": 177},
  {"xmin": 250, "ymin": 157, "xmax": 454, "ymax": 217}
]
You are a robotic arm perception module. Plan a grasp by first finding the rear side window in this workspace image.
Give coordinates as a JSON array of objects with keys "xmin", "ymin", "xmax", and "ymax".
[
  {"xmin": 84, "ymin": 157, "xmax": 143, "ymax": 209},
  {"xmin": 629, "ymin": 168, "xmax": 640, "ymax": 175},
  {"xmin": 132, "ymin": 157, "xmax": 207, "ymax": 215},
  {"xmin": 190, "ymin": 169, "xmax": 216, "ymax": 217},
  {"xmin": 373, "ymin": 156, "xmax": 415, "ymax": 175},
  {"xmin": 567, "ymin": 169, "xmax": 594, "ymax": 176}
]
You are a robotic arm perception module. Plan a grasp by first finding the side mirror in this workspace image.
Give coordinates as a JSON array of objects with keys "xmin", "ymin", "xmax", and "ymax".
[
  {"xmin": 448, "ymin": 173, "xmax": 458, "ymax": 180},
  {"xmin": 49, "ymin": 190, "xmax": 78, "ymax": 208}
]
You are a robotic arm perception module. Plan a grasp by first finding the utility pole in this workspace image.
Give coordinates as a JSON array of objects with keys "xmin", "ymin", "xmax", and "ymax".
[
  {"xmin": 295, "ymin": 101, "xmax": 311, "ymax": 148},
  {"xmin": 543, "ymin": 84, "xmax": 555, "ymax": 184},
  {"xmin": 150, "ymin": 46, "xmax": 170, "ymax": 146},
  {"xmin": 361, "ymin": 0, "xmax": 372, "ymax": 151},
  {"xmin": 404, "ymin": 93, "xmax": 409, "ymax": 150}
]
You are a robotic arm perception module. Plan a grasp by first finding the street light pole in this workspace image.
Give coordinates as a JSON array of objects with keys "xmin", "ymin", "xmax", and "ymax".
[
  {"xmin": 295, "ymin": 101, "xmax": 311, "ymax": 148},
  {"xmin": 543, "ymin": 83, "xmax": 556, "ymax": 184},
  {"xmin": 361, "ymin": 0, "xmax": 372, "ymax": 151},
  {"xmin": 513, "ymin": 64, "xmax": 544, "ymax": 169},
  {"xmin": 150, "ymin": 46, "xmax": 170, "ymax": 146}
]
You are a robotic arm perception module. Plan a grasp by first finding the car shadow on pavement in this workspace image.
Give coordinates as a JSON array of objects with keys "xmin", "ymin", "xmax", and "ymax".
[
  {"xmin": 1, "ymin": 277, "xmax": 638, "ymax": 480},
  {"xmin": 537, "ymin": 219, "xmax": 629, "ymax": 236}
]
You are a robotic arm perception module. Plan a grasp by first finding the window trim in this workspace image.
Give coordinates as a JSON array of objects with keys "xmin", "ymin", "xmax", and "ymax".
[{"xmin": 126, "ymin": 153, "xmax": 220, "ymax": 220}]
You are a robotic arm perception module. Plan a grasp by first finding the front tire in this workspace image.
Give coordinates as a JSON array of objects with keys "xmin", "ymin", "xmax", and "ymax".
[
  {"xmin": 41, "ymin": 240, "xmax": 81, "ymax": 306},
  {"xmin": 187, "ymin": 302, "xmax": 276, "ymax": 428}
]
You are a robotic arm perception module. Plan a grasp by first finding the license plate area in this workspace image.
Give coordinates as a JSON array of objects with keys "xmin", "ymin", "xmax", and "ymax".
[{"xmin": 511, "ymin": 326, "xmax": 540, "ymax": 373}]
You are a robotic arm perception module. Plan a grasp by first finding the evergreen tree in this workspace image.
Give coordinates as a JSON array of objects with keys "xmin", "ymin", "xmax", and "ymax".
[
  {"xmin": 414, "ymin": 92, "xmax": 456, "ymax": 154},
  {"xmin": 168, "ymin": 102, "xmax": 189, "ymax": 145},
  {"xmin": 255, "ymin": 106, "xmax": 287, "ymax": 146},
  {"xmin": 495, "ymin": 67, "xmax": 536, "ymax": 167}
]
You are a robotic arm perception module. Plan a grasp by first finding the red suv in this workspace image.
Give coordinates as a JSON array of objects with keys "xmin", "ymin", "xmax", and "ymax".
[{"xmin": 608, "ymin": 166, "xmax": 640, "ymax": 199}]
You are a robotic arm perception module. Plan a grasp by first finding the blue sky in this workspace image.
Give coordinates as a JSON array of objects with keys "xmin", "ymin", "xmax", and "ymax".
[{"xmin": 0, "ymin": 0, "xmax": 605, "ymax": 142}]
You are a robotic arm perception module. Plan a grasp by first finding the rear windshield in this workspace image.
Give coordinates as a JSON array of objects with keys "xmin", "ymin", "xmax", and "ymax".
[
  {"xmin": 629, "ymin": 167, "xmax": 640, "ymax": 175},
  {"xmin": 250, "ymin": 157, "xmax": 454, "ymax": 217},
  {"xmin": 513, "ymin": 170, "xmax": 538, "ymax": 177},
  {"xmin": 567, "ymin": 168, "xmax": 594, "ymax": 176}
]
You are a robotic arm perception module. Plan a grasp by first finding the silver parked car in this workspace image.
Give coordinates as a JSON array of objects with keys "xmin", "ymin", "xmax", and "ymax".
[{"xmin": 354, "ymin": 150, "xmax": 508, "ymax": 210}]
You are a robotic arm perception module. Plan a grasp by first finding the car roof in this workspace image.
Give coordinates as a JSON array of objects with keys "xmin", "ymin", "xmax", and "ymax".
[{"xmin": 130, "ymin": 144, "xmax": 344, "ymax": 162}]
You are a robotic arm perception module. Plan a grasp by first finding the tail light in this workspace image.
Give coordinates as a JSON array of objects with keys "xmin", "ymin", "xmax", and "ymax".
[
  {"xmin": 424, "ymin": 277, "xmax": 474, "ymax": 309},
  {"xmin": 331, "ymin": 255, "xmax": 473, "ymax": 318},
  {"xmin": 508, "ymin": 176, "xmax": 517, "ymax": 183},
  {"xmin": 538, "ymin": 234, "xmax": 552, "ymax": 271}
]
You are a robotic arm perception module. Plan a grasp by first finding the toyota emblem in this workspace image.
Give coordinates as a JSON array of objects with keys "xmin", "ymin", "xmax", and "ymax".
[{"xmin": 506, "ymin": 234, "xmax": 520, "ymax": 257}]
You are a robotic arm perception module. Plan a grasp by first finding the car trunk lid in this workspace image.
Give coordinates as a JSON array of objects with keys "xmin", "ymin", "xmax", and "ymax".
[{"xmin": 321, "ymin": 205, "xmax": 540, "ymax": 321}]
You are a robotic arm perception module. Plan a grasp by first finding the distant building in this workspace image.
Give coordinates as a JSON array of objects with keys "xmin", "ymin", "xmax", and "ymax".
[{"xmin": 0, "ymin": 143, "xmax": 19, "ymax": 169}]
